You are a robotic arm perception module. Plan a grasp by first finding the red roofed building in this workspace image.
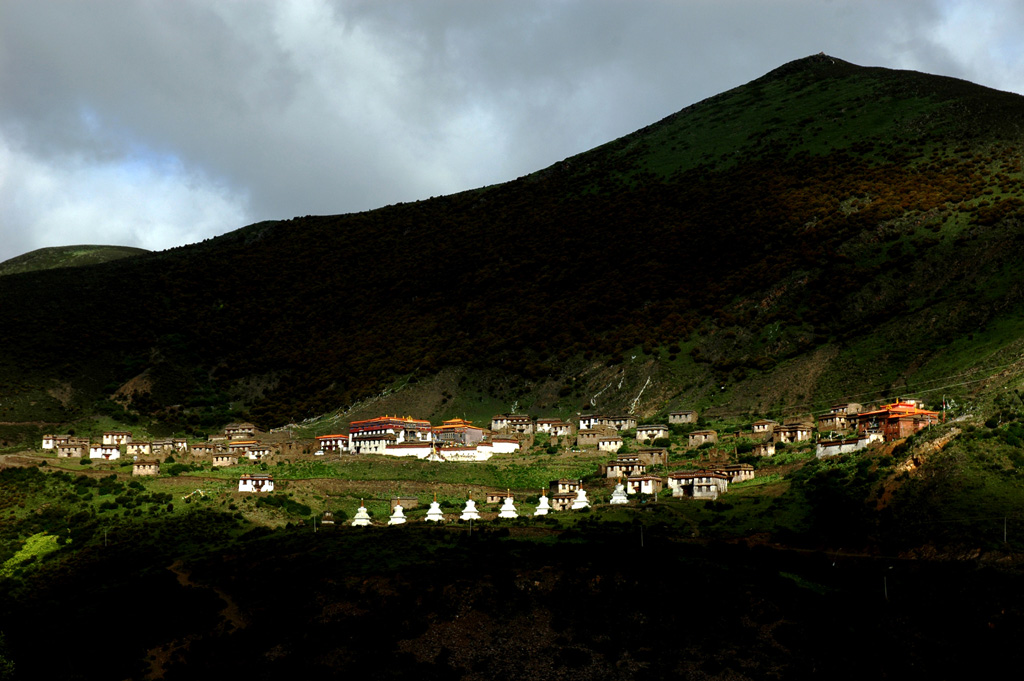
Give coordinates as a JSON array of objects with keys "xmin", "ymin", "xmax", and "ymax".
[
  {"xmin": 349, "ymin": 415, "xmax": 433, "ymax": 442},
  {"xmin": 855, "ymin": 400, "xmax": 940, "ymax": 441}
]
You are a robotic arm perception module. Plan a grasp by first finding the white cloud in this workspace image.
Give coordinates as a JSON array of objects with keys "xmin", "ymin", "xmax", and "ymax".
[
  {"xmin": 1, "ymin": 0, "xmax": 1023, "ymax": 263},
  {"xmin": 0, "ymin": 136, "xmax": 249, "ymax": 255}
]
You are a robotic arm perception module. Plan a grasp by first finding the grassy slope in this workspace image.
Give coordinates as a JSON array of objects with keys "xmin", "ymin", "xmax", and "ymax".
[{"xmin": 0, "ymin": 245, "xmax": 149, "ymax": 277}]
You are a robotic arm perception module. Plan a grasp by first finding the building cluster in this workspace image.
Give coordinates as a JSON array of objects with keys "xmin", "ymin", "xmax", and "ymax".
[
  {"xmin": 599, "ymin": 447, "xmax": 754, "ymax": 501},
  {"xmin": 316, "ymin": 416, "xmax": 522, "ymax": 462},
  {"xmin": 39, "ymin": 399, "xmax": 940, "ymax": 505}
]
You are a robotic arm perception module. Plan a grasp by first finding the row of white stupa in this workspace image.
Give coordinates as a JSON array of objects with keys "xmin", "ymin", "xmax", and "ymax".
[{"xmin": 350, "ymin": 481, "xmax": 631, "ymax": 526}]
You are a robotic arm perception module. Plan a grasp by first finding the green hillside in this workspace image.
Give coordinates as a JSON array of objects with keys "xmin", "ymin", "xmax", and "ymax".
[
  {"xmin": 3, "ymin": 54, "xmax": 1024, "ymax": 679},
  {"xmin": 3, "ymin": 54, "xmax": 1024, "ymax": 436},
  {"xmin": 0, "ymin": 245, "xmax": 149, "ymax": 277}
]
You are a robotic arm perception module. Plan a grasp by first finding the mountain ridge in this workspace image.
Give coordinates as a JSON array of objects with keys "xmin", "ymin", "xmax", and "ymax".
[{"xmin": 3, "ymin": 55, "xmax": 1024, "ymax": 439}]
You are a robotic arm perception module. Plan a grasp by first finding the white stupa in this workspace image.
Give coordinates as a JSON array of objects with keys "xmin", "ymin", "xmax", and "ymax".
[
  {"xmin": 388, "ymin": 502, "xmax": 407, "ymax": 525},
  {"xmin": 351, "ymin": 500, "xmax": 372, "ymax": 527},
  {"xmin": 570, "ymin": 480, "xmax": 591, "ymax": 510},
  {"xmin": 609, "ymin": 479, "xmax": 629, "ymax": 505},
  {"xmin": 425, "ymin": 494, "xmax": 445, "ymax": 522},
  {"xmin": 460, "ymin": 494, "xmax": 481, "ymax": 521},
  {"xmin": 534, "ymin": 488, "xmax": 551, "ymax": 516},
  {"xmin": 498, "ymin": 490, "xmax": 518, "ymax": 519}
]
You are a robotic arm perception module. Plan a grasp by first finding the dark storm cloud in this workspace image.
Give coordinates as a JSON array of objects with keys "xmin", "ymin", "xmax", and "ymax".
[{"xmin": 1, "ymin": 1, "xmax": 1021, "ymax": 262}]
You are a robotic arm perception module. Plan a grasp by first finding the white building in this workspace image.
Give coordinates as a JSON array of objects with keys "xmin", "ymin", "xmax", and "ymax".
[
  {"xmin": 89, "ymin": 443, "xmax": 121, "ymax": 460},
  {"xmin": 490, "ymin": 437, "xmax": 520, "ymax": 454},
  {"xmin": 636, "ymin": 424, "xmax": 670, "ymax": 442},
  {"xmin": 102, "ymin": 431, "xmax": 132, "ymax": 446},
  {"xmin": 238, "ymin": 474, "xmax": 274, "ymax": 493},
  {"xmin": 626, "ymin": 475, "xmax": 663, "ymax": 495},
  {"xmin": 316, "ymin": 434, "xmax": 349, "ymax": 454},
  {"xmin": 383, "ymin": 442, "xmax": 433, "ymax": 458}
]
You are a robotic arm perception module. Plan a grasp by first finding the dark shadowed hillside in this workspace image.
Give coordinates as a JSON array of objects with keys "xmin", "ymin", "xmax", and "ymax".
[{"xmin": 4, "ymin": 54, "xmax": 1024, "ymax": 436}]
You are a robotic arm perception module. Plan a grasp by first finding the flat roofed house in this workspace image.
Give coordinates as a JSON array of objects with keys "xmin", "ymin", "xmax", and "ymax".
[
  {"xmin": 490, "ymin": 414, "xmax": 533, "ymax": 434},
  {"xmin": 688, "ymin": 430, "xmax": 718, "ymax": 448},
  {"xmin": 549, "ymin": 479, "xmax": 581, "ymax": 496},
  {"xmin": 102, "ymin": 431, "xmax": 132, "ymax": 446},
  {"xmin": 433, "ymin": 418, "xmax": 485, "ymax": 446},
  {"xmin": 350, "ymin": 433, "xmax": 397, "ymax": 455},
  {"xmin": 626, "ymin": 475, "xmax": 663, "ymax": 495},
  {"xmin": 603, "ymin": 458, "xmax": 646, "ymax": 479},
  {"xmin": 127, "ymin": 442, "xmax": 152, "ymax": 458},
  {"xmin": 604, "ymin": 415, "xmax": 637, "ymax": 432},
  {"xmin": 637, "ymin": 448, "xmax": 669, "ymax": 466},
  {"xmin": 191, "ymin": 443, "xmax": 216, "ymax": 457},
  {"xmin": 227, "ymin": 440, "xmax": 259, "ymax": 455},
  {"xmin": 818, "ymin": 404, "xmax": 862, "ymax": 432},
  {"xmin": 316, "ymin": 434, "xmax": 349, "ymax": 453},
  {"xmin": 668, "ymin": 410, "xmax": 697, "ymax": 424},
  {"xmin": 774, "ymin": 424, "xmax": 813, "ymax": 444},
  {"xmin": 577, "ymin": 425, "xmax": 616, "ymax": 447},
  {"xmin": 752, "ymin": 442, "xmax": 776, "ymax": 457},
  {"xmin": 247, "ymin": 444, "xmax": 273, "ymax": 461},
  {"xmin": 598, "ymin": 436, "xmax": 623, "ymax": 453},
  {"xmin": 238, "ymin": 474, "xmax": 274, "ymax": 492},
  {"xmin": 711, "ymin": 463, "xmax": 755, "ymax": 483},
  {"xmin": 89, "ymin": 443, "xmax": 121, "ymax": 460},
  {"xmin": 151, "ymin": 439, "xmax": 176, "ymax": 453},
  {"xmin": 212, "ymin": 454, "xmax": 239, "ymax": 467},
  {"xmin": 668, "ymin": 470, "xmax": 729, "ymax": 500},
  {"xmin": 133, "ymin": 460, "xmax": 160, "ymax": 476},
  {"xmin": 224, "ymin": 422, "xmax": 262, "ymax": 440},
  {"xmin": 485, "ymin": 491, "xmax": 510, "ymax": 504},
  {"xmin": 751, "ymin": 420, "xmax": 778, "ymax": 437},
  {"xmin": 536, "ymin": 419, "xmax": 574, "ymax": 436},
  {"xmin": 41, "ymin": 434, "xmax": 66, "ymax": 450},
  {"xmin": 57, "ymin": 442, "xmax": 87, "ymax": 458},
  {"xmin": 636, "ymin": 424, "xmax": 670, "ymax": 442},
  {"xmin": 550, "ymin": 492, "xmax": 576, "ymax": 512}
]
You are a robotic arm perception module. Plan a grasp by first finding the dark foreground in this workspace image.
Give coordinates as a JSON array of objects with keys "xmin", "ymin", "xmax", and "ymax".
[{"xmin": 1, "ymin": 515, "xmax": 1022, "ymax": 680}]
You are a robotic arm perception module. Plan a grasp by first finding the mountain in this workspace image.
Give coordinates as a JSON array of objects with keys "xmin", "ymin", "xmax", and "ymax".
[
  {"xmin": 4, "ymin": 54, "xmax": 1024, "ymax": 440},
  {"xmin": 0, "ymin": 245, "xmax": 149, "ymax": 278}
]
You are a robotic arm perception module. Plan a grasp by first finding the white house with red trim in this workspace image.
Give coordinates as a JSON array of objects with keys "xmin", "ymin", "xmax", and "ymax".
[
  {"xmin": 238, "ymin": 474, "xmax": 274, "ymax": 493},
  {"xmin": 316, "ymin": 434, "xmax": 349, "ymax": 454},
  {"xmin": 89, "ymin": 442, "xmax": 121, "ymax": 460}
]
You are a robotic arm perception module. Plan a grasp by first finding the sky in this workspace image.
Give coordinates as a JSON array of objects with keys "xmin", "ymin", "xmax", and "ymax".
[{"xmin": 2, "ymin": 0, "xmax": 1024, "ymax": 263}]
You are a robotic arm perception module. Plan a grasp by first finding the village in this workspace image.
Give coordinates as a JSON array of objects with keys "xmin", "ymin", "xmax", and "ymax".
[{"xmin": 34, "ymin": 398, "xmax": 942, "ymax": 525}]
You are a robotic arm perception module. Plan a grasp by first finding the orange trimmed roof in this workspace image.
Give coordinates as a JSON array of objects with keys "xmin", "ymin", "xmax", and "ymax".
[{"xmin": 856, "ymin": 401, "xmax": 938, "ymax": 418}]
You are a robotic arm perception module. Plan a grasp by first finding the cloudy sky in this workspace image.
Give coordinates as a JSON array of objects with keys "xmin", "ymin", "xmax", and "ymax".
[{"xmin": 2, "ymin": 0, "xmax": 1023, "ymax": 263}]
